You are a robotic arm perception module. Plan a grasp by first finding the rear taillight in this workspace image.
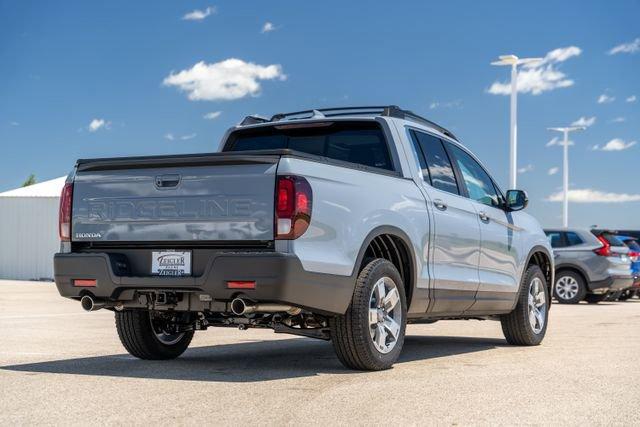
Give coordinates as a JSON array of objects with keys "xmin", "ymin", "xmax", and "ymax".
[
  {"xmin": 59, "ymin": 182, "xmax": 73, "ymax": 241},
  {"xmin": 594, "ymin": 236, "xmax": 612, "ymax": 257},
  {"xmin": 275, "ymin": 176, "xmax": 312, "ymax": 239}
]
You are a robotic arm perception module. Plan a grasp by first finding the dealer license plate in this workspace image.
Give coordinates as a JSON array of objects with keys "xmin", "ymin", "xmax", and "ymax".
[{"xmin": 151, "ymin": 251, "xmax": 192, "ymax": 276}]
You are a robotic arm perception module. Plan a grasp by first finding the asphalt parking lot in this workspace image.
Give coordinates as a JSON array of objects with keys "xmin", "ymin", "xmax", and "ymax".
[{"xmin": 1, "ymin": 280, "xmax": 639, "ymax": 425}]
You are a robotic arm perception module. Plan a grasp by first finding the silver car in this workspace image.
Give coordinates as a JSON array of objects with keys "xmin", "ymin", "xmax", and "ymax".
[{"xmin": 544, "ymin": 228, "xmax": 633, "ymax": 304}]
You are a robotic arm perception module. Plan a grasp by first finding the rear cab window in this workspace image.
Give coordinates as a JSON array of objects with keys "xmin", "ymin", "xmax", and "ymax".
[{"xmin": 224, "ymin": 121, "xmax": 394, "ymax": 172}]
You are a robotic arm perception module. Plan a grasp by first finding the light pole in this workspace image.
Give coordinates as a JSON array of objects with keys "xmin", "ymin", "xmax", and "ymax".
[
  {"xmin": 548, "ymin": 126, "xmax": 585, "ymax": 228},
  {"xmin": 491, "ymin": 55, "xmax": 542, "ymax": 189}
]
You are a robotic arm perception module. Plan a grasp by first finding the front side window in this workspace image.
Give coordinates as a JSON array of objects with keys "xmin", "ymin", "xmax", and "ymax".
[
  {"xmin": 411, "ymin": 131, "xmax": 459, "ymax": 195},
  {"xmin": 226, "ymin": 121, "xmax": 393, "ymax": 171},
  {"xmin": 447, "ymin": 143, "xmax": 500, "ymax": 208}
]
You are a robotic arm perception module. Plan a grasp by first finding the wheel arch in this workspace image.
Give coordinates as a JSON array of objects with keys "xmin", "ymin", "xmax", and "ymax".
[
  {"xmin": 352, "ymin": 226, "xmax": 417, "ymax": 311},
  {"xmin": 524, "ymin": 246, "xmax": 554, "ymax": 294},
  {"xmin": 554, "ymin": 264, "xmax": 589, "ymax": 287}
]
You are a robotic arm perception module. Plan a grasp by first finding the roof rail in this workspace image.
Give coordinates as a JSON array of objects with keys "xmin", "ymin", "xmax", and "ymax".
[{"xmin": 239, "ymin": 105, "xmax": 458, "ymax": 141}]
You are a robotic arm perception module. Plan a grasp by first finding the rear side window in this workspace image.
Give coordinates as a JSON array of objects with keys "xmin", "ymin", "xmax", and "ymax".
[
  {"xmin": 624, "ymin": 239, "xmax": 640, "ymax": 252},
  {"xmin": 545, "ymin": 231, "xmax": 565, "ymax": 248},
  {"xmin": 411, "ymin": 131, "xmax": 459, "ymax": 195},
  {"xmin": 565, "ymin": 232, "xmax": 583, "ymax": 246},
  {"xmin": 226, "ymin": 122, "xmax": 393, "ymax": 171}
]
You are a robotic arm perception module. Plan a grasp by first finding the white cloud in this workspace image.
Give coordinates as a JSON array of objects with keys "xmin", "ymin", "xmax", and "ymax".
[
  {"xmin": 597, "ymin": 94, "xmax": 615, "ymax": 104},
  {"xmin": 571, "ymin": 116, "xmax": 596, "ymax": 127},
  {"xmin": 627, "ymin": 95, "xmax": 637, "ymax": 103},
  {"xmin": 429, "ymin": 100, "xmax": 462, "ymax": 109},
  {"xmin": 88, "ymin": 118, "xmax": 110, "ymax": 132},
  {"xmin": 261, "ymin": 22, "xmax": 276, "ymax": 33},
  {"xmin": 517, "ymin": 164, "xmax": 534, "ymax": 174},
  {"xmin": 592, "ymin": 138, "xmax": 637, "ymax": 151},
  {"xmin": 546, "ymin": 136, "xmax": 574, "ymax": 147},
  {"xmin": 610, "ymin": 117, "xmax": 626, "ymax": 123},
  {"xmin": 547, "ymin": 188, "xmax": 640, "ymax": 203},
  {"xmin": 182, "ymin": 7, "xmax": 215, "ymax": 21},
  {"xmin": 488, "ymin": 46, "xmax": 581, "ymax": 95},
  {"xmin": 548, "ymin": 167, "xmax": 559, "ymax": 176},
  {"xmin": 203, "ymin": 111, "xmax": 222, "ymax": 120},
  {"xmin": 163, "ymin": 58, "xmax": 286, "ymax": 101},
  {"xmin": 165, "ymin": 132, "xmax": 197, "ymax": 141},
  {"xmin": 608, "ymin": 38, "xmax": 640, "ymax": 55},
  {"xmin": 534, "ymin": 46, "xmax": 582, "ymax": 65}
]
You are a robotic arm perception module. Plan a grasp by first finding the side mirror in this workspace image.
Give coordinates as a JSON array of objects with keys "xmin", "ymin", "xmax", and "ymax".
[{"xmin": 505, "ymin": 189, "xmax": 528, "ymax": 211}]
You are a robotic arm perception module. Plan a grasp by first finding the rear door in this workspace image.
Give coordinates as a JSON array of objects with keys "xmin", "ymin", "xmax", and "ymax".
[
  {"xmin": 445, "ymin": 143, "xmax": 520, "ymax": 312},
  {"xmin": 72, "ymin": 154, "xmax": 278, "ymax": 243},
  {"xmin": 409, "ymin": 130, "xmax": 481, "ymax": 315}
]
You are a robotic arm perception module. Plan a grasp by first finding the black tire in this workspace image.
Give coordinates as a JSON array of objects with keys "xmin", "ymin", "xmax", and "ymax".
[
  {"xmin": 618, "ymin": 290, "xmax": 632, "ymax": 301},
  {"xmin": 584, "ymin": 293, "xmax": 607, "ymax": 304},
  {"xmin": 552, "ymin": 270, "xmax": 587, "ymax": 304},
  {"xmin": 501, "ymin": 264, "xmax": 549, "ymax": 346},
  {"xmin": 115, "ymin": 310, "xmax": 194, "ymax": 360},
  {"xmin": 330, "ymin": 258, "xmax": 407, "ymax": 371}
]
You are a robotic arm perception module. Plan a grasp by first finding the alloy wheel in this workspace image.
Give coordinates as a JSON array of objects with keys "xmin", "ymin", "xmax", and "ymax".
[
  {"xmin": 528, "ymin": 277, "xmax": 547, "ymax": 334},
  {"xmin": 368, "ymin": 277, "xmax": 402, "ymax": 354},
  {"xmin": 149, "ymin": 311, "xmax": 185, "ymax": 345},
  {"xmin": 555, "ymin": 275, "xmax": 579, "ymax": 301}
]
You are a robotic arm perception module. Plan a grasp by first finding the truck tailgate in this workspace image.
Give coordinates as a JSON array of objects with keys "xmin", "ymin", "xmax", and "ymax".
[{"xmin": 71, "ymin": 153, "xmax": 278, "ymax": 242}]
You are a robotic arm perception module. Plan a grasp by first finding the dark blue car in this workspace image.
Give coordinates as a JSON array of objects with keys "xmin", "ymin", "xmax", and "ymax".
[{"xmin": 617, "ymin": 235, "xmax": 640, "ymax": 300}]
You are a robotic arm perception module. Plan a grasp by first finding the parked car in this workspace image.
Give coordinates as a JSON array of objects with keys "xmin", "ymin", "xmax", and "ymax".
[
  {"xmin": 54, "ymin": 105, "xmax": 554, "ymax": 371},
  {"xmin": 591, "ymin": 229, "xmax": 636, "ymax": 301},
  {"xmin": 614, "ymin": 235, "xmax": 640, "ymax": 300},
  {"xmin": 544, "ymin": 228, "xmax": 633, "ymax": 304}
]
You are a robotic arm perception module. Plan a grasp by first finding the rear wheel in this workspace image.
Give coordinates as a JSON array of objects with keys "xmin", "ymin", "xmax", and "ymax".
[
  {"xmin": 553, "ymin": 271, "xmax": 586, "ymax": 304},
  {"xmin": 330, "ymin": 258, "xmax": 407, "ymax": 371},
  {"xmin": 115, "ymin": 310, "xmax": 194, "ymax": 360},
  {"xmin": 618, "ymin": 290, "xmax": 633, "ymax": 301},
  {"xmin": 501, "ymin": 265, "xmax": 549, "ymax": 346}
]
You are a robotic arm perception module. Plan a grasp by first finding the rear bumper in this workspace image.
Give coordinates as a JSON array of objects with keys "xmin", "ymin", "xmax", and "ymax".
[
  {"xmin": 587, "ymin": 277, "xmax": 613, "ymax": 293},
  {"xmin": 54, "ymin": 252, "xmax": 355, "ymax": 315},
  {"xmin": 609, "ymin": 276, "xmax": 634, "ymax": 292}
]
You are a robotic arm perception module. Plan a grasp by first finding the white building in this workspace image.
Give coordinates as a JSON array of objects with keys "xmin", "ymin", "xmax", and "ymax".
[{"xmin": 0, "ymin": 177, "xmax": 66, "ymax": 280}]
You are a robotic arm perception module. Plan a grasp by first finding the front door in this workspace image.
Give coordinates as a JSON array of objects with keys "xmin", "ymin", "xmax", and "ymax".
[
  {"xmin": 408, "ymin": 130, "xmax": 481, "ymax": 316},
  {"xmin": 445, "ymin": 143, "xmax": 520, "ymax": 313}
]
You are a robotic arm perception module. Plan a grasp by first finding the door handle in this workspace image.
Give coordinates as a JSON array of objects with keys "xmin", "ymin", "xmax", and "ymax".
[
  {"xmin": 433, "ymin": 199, "xmax": 447, "ymax": 211},
  {"xmin": 155, "ymin": 174, "xmax": 181, "ymax": 189},
  {"xmin": 479, "ymin": 211, "xmax": 490, "ymax": 222}
]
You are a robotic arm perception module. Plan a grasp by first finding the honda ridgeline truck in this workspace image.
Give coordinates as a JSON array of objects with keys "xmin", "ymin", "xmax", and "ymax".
[{"xmin": 54, "ymin": 106, "xmax": 553, "ymax": 370}]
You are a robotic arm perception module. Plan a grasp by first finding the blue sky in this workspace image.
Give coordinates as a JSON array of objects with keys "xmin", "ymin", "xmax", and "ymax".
[{"xmin": 1, "ymin": 0, "xmax": 638, "ymax": 228}]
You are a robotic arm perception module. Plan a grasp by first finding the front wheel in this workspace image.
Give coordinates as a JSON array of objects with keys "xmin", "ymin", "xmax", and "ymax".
[
  {"xmin": 330, "ymin": 258, "xmax": 407, "ymax": 371},
  {"xmin": 501, "ymin": 265, "xmax": 549, "ymax": 346},
  {"xmin": 115, "ymin": 310, "xmax": 194, "ymax": 360}
]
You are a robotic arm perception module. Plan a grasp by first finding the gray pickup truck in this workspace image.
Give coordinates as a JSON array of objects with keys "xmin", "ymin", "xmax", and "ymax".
[{"xmin": 54, "ymin": 106, "xmax": 553, "ymax": 370}]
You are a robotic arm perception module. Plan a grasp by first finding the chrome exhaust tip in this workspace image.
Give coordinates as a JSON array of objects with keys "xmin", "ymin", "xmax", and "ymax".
[
  {"xmin": 230, "ymin": 298, "xmax": 248, "ymax": 315},
  {"xmin": 80, "ymin": 295, "xmax": 105, "ymax": 312}
]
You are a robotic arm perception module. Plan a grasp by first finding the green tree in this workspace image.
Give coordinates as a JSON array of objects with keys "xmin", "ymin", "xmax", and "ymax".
[{"xmin": 22, "ymin": 174, "xmax": 36, "ymax": 187}]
